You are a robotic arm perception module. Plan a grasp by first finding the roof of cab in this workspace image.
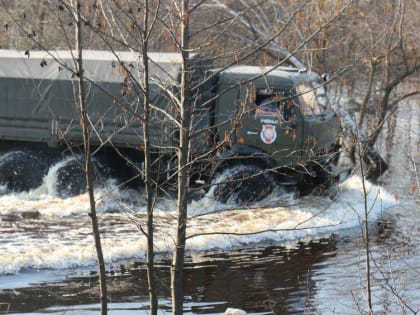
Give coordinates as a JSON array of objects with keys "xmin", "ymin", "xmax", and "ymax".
[{"xmin": 217, "ymin": 65, "xmax": 309, "ymax": 89}]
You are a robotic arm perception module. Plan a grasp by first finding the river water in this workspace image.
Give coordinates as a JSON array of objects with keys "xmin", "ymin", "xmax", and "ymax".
[{"xmin": 0, "ymin": 100, "xmax": 418, "ymax": 314}]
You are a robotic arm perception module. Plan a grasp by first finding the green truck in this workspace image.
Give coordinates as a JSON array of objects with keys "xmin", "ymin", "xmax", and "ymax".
[{"xmin": 0, "ymin": 49, "xmax": 342, "ymax": 202}]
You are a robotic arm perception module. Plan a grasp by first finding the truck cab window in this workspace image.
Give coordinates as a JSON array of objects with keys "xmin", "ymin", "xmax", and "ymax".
[
  {"xmin": 255, "ymin": 91, "xmax": 294, "ymax": 122},
  {"xmin": 256, "ymin": 97, "xmax": 279, "ymax": 116}
]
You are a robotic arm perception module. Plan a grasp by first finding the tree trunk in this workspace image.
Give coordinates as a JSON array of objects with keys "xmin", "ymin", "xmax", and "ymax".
[
  {"xmin": 358, "ymin": 60, "xmax": 377, "ymax": 129},
  {"xmin": 142, "ymin": 1, "xmax": 158, "ymax": 313},
  {"xmin": 171, "ymin": 1, "xmax": 191, "ymax": 314},
  {"xmin": 358, "ymin": 141, "xmax": 373, "ymax": 314},
  {"xmin": 74, "ymin": 2, "xmax": 107, "ymax": 314}
]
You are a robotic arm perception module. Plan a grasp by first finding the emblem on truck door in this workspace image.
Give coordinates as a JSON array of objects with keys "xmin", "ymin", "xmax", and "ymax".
[{"xmin": 260, "ymin": 124, "xmax": 277, "ymax": 144}]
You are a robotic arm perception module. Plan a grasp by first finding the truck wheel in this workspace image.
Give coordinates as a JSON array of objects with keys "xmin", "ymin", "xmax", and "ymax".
[
  {"xmin": 211, "ymin": 164, "xmax": 275, "ymax": 204},
  {"xmin": 50, "ymin": 157, "xmax": 107, "ymax": 198},
  {"xmin": 0, "ymin": 151, "xmax": 44, "ymax": 192},
  {"xmin": 54, "ymin": 158, "xmax": 87, "ymax": 197}
]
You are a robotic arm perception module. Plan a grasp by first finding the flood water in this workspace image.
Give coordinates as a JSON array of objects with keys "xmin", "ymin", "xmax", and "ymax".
[{"xmin": 0, "ymin": 100, "xmax": 419, "ymax": 314}]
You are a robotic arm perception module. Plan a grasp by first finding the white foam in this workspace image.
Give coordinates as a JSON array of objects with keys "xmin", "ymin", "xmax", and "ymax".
[
  {"xmin": 185, "ymin": 175, "xmax": 396, "ymax": 251},
  {"xmin": 0, "ymin": 175, "xmax": 397, "ymax": 274}
]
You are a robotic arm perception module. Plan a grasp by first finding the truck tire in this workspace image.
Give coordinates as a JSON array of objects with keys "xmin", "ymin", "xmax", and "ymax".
[
  {"xmin": 52, "ymin": 157, "xmax": 108, "ymax": 198},
  {"xmin": 54, "ymin": 159, "xmax": 87, "ymax": 197},
  {"xmin": 212, "ymin": 164, "xmax": 275, "ymax": 204},
  {"xmin": 0, "ymin": 151, "xmax": 44, "ymax": 192}
]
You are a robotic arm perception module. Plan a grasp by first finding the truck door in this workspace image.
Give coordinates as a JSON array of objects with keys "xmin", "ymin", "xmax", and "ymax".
[
  {"xmin": 296, "ymin": 82, "xmax": 340, "ymax": 163},
  {"xmin": 237, "ymin": 87, "xmax": 303, "ymax": 165}
]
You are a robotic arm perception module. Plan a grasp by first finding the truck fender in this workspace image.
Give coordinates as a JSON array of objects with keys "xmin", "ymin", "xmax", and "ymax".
[{"xmin": 210, "ymin": 144, "xmax": 276, "ymax": 179}]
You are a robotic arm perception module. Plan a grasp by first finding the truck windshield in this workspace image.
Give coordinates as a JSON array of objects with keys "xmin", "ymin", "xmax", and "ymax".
[
  {"xmin": 296, "ymin": 83, "xmax": 323, "ymax": 116},
  {"xmin": 315, "ymin": 85, "xmax": 328, "ymax": 108}
]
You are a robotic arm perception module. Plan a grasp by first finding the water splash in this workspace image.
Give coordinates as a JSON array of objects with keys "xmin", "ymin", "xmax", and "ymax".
[
  {"xmin": 0, "ymin": 171, "xmax": 397, "ymax": 274},
  {"xmin": 44, "ymin": 156, "xmax": 75, "ymax": 197}
]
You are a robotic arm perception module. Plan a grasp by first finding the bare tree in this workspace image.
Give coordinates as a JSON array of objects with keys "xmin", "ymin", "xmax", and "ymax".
[
  {"xmin": 170, "ymin": 1, "xmax": 192, "ymax": 313},
  {"xmin": 140, "ymin": 1, "xmax": 160, "ymax": 313},
  {"xmin": 73, "ymin": 3, "xmax": 163, "ymax": 313},
  {"xmin": 72, "ymin": 2, "xmax": 108, "ymax": 314},
  {"xmin": 359, "ymin": 0, "xmax": 419, "ymax": 147},
  {"xmin": 210, "ymin": 0, "xmax": 405, "ymax": 179}
]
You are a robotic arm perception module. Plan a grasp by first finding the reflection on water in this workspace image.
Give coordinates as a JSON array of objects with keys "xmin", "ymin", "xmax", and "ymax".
[
  {"xmin": 0, "ymin": 101, "xmax": 419, "ymax": 314},
  {"xmin": 0, "ymin": 241, "xmax": 339, "ymax": 314}
]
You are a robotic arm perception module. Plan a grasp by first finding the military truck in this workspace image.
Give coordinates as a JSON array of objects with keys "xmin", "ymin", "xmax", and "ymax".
[{"xmin": 0, "ymin": 49, "xmax": 342, "ymax": 202}]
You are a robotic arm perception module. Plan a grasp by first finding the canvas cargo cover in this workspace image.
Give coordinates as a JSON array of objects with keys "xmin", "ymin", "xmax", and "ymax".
[
  {"xmin": 0, "ymin": 49, "xmax": 182, "ymax": 148},
  {"xmin": 0, "ymin": 49, "xmax": 182, "ymax": 82}
]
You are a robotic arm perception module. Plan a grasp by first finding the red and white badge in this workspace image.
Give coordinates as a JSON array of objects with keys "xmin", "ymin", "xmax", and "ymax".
[{"xmin": 260, "ymin": 124, "xmax": 277, "ymax": 144}]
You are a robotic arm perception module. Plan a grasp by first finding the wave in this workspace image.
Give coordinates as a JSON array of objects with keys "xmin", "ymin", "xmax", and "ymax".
[{"xmin": 0, "ymin": 175, "xmax": 397, "ymax": 274}]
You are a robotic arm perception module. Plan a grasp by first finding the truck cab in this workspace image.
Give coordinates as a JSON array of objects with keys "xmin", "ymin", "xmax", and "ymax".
[
  {"xmin": 206, "ymin": 66, "xmax": 341, "ymax": 203},
  {"xmin": 213, "ymin": 66, "xmax": 340, "ymax": 167}
]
